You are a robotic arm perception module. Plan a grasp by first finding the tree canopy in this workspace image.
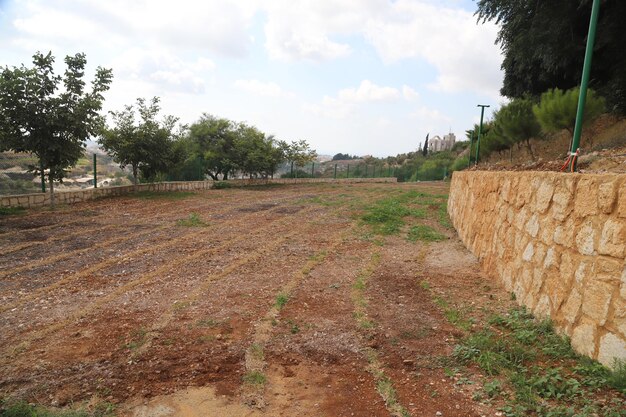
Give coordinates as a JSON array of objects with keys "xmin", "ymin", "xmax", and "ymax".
[
  {"xmin": 476, "ymin": 0, "xmax": 626, "ymax": 113},
  {"xmin": 99, "ymin": 97, "xmax": 182, "ymax": 185},
  {"xmin": 0, "ymin": 52, "xmax": 112, "ymax": 204}
]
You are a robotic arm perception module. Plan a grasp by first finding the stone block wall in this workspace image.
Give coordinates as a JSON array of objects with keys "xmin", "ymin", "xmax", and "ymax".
[
  {"xmin": 0, "ymin": 177, "xmax": 397, "ymax": 210},
  {"xmin": 448, "ymin": 171, "xmax": 626, "ymax": 367}
]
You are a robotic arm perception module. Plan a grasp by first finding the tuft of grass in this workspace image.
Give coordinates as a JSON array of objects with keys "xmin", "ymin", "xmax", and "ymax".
[
  {"xmin": 176, "ymin": 212, "xmax": 208, "ymax": 227},
  {"xmin": 361, "ymin": 197, "xmax": 426, "ymax": 235},
  {"xmin": 0, "ymin": 207, "xmax": 26, "ymax": 216},
  {"xmin": 211, "ymin": 181, "xmax": 232, "ymax": 189},
  {"xmin": 274, "ymin": 293, "xmax": 289, "ymax": 310},
  {"xmin": 249, "ymin": 343, "xmax": 264, "ymax": 360},
  {"xmin": 243, "ymin": 371, "xmax": 266, "ymax": 386},
  {"xmin": 0, "ymin": 399, "xmax": 116, "ymax": 417},
  {"xmin": 134, "ymin": 191, "xmax": 195, "ymax": 200},
  {"xmin": 407, "ymin": 224, "xmax": 446, "ymax": 242}
]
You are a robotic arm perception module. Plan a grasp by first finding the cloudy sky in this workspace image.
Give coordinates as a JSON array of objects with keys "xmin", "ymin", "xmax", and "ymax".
[{"xmin": 0, "ymin": 0, "xmax": 503, "ymax": 157}]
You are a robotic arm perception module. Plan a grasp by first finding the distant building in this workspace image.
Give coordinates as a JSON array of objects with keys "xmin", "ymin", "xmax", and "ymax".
[{"xmin": 428, "ymin": 133, "xmax": 456, "ymax": 153}]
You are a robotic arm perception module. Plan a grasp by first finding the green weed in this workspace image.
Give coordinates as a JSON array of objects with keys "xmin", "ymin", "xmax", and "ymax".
[
  {"xmin": 275, "ymin": 293, "xmax": 289, "ymax": 309},
  {"xmin": 176, "ymin": 212, "xmax": 208, "ymax": 227},
  {"xmin": 0, "ymin": 207, "xmax": 26, "ymax": 216},
  {"xmin": 407, "ymin": 225, "xmax": 446, "ymax": 242},
  {"xmin": 0, "ymin": 399, "xmax": 115, "ymax": 417},
  {"xmin": 243, "ymin": 371, "xmax": 266, "ymax": 386}
]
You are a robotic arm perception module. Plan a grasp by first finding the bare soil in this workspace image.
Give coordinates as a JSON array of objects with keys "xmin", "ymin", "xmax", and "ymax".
[{"xmin": 0, "ymin": 183, "xmax": 516, "ymax": 416}]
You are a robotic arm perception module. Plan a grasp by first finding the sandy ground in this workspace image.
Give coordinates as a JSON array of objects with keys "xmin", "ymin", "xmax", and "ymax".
[{"xmin": 0, "ymin": 183, "xmax": 511, "ymax": 416}]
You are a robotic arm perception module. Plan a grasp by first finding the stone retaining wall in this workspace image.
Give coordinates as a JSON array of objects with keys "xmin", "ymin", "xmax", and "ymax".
[
  {"xmin": 0, "ymin": 177, "xmax": 397, "ymax": 209},
  {"xmin": 448, "ymin": 171, "xmax": 626, "ymax": 367}
]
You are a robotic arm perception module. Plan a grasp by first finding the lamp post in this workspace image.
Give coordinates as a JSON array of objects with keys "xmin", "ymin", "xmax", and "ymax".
[
  {"xmin": 475, "ymin": 105, "xmax": 490, "ymax": 165},
  {"xmin": 569, "ymin": 0, "xmax": 600, "ymax": 172}
]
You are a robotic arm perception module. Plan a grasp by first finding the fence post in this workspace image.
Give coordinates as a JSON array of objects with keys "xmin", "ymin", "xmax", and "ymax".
[
  {"xmin": 334, "ymin": 164, "xmax": 337, "ymax": 179},
  {"xmin": 365, "ymin": 164, "xmax": 368, "ymax": 178},
  {"xmin": 311, "ymin": 162, "xmax": 315, "ymax": 177},
  {"xmin": 93, "ymin": 154, "xmax": 97, "ymax": 188},
  {"xmin": 290, "ymin": 161, "xmax": 294, "ymax": 177},
  {"xmin": 347, "ymin": 164, "xmax": 350, "ymax": 178}
]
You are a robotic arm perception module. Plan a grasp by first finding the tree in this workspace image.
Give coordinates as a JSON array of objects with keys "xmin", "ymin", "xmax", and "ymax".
[
  {"xmin": 532, "ymin": 87, "xmax": 605, "ymax": 148},
  {"xmin": 185, "ymin": 114, "xmax": 238, "ymax": 180},
  {"xmin": 495, "ymin": 97, "xmax": 542, "ymax": 159},
  {"xmin": 282, "ymin": 140, "xmax": 317, "ymax": 174},
  {"xmin": 476, "ymin": 0, "xmax": 626, "ymax": 113},
  {"xmin": 99, "ymin": 97, "xmax": 182, "ymax": 186},
  {"xmin": 0, "ymin": 52, "xmax": 112, "ymax": 206},
  {"xmin": 422, "ymin": 134, "xmax": 429, "ymax": 156}
]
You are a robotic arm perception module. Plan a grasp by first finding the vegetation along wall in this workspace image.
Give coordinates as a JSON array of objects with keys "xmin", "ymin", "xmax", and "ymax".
[{"xmin": 448, "ymin": 171, "xmax": 626, "ymax": 367}]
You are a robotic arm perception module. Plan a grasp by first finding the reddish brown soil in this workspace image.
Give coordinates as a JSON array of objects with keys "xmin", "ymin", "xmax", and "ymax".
[{"xmin": 0, "ymin": 183, "xmax": 514, "ymax": 416}]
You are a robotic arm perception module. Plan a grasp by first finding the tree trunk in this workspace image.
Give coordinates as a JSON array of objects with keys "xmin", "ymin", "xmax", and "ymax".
[
  {"xmin": 526, "ymin": 139, "xmax": 535, "ymax": 161},
  {"xmin": 223, "ymin": 172, "xmax": 228, "ymax": 181},
  {"xmin": 49, "ymin": 175, "xmax": 55, "ymax": 209},
  {"xmin": 132, "ymin": 165, "xmax": 138, "ymax": 191}
]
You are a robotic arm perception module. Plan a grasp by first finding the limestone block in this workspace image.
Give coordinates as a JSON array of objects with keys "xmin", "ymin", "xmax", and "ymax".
[
  {"xmin": 574, "ymin": 177, "xmax": 599, "ymax": 217},
  {"xmin": 522, "ymin": 242, "xmax": 534, "ymax": 262},
  {"xmin": 571, "ymin": 321, "xmax": 597, "ymax": 357},
  {"xmin": 560, "ymin": 287, "xmax": 582, "ymax": 323},
  {"xmin": 618, "ymin": 184, "xmax": 626, "ymax": 218},
  {"xmin": 533, "ymin": 294, "xmax": 551, "ymax": 318},
  {"xmin": 553, "ymin": 218, "xmax": 575, "ymax": 248},
  {"xmin": 594, "ymin": 257, "xmax": 623, "ymax": 283},
  {"xmin": 599, "ymin": 180, "xmax": 618, "ymax": 214},
  {"xmin": 598, "ymin": 219, "xmax": 625, "ymax": 258},
  {"xmin": 597, "ymin": 333, "xmax": 626, "ymax": 368},
  {"xmin": 525, "ymin": 214, "xmax": 540, "ymax": 237},
  {"xmin": 535, "ymin": 180, "xmax": 555, "ymax": 214},
  {"xmin": 543, "ymin": 247, "xmax": 560, "ymax": 269},
  {"xmin": 575, "ymin": 220, "xmax": 596, "ymax": 256},
  {"xmin": 575, "ymin": 259, "xmax": 592, "ymax": 286},
  {"xmin": 621, "ymin": 266, "xmax": 626, "ymax": 299},
  {"xmin": 560, "ymin": 251, "xmax": 577, "ymax": 286},
  {"xmin": 552, "ymin": 181, "xmax": 574, "ymax": 221},
  {"xmin": 613, "ymin": 297, "xmax": 626, "ymax": 337},
  {"xmin": 581, "ymin": 280, "xmax": 615, "ymax": 326}
]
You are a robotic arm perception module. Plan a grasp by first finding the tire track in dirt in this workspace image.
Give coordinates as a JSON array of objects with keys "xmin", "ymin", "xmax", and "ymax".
[
  {"xmin": 240, "ymin": 228, "xmax": 351, "ymax": 408},
  {"xmin": 2, "ymin": 205, "xmax": 321, "ymax": 360}
]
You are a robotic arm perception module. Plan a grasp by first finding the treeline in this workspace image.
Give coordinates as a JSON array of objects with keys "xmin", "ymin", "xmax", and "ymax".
[
  {"xmin": 99, "ymin": 97, "xmax": 316, "ymax": 184},
  {"xmin": 467, "ymin": 87, "xmax": 605, "ymax": 163},
  {"xmin": 0, "ymin": 52, "xmax": 316, "ymax": 205}
]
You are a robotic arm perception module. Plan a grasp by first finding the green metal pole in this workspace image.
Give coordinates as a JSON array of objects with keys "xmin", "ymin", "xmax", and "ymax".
[
  {"xmin": 364, "ymin": 164, "xmax": 368, "ymax": 178},
  {"xmin": 93, "ymin": 154, "xmax": 97, "ymax": 188},
  {"xmin": 311, "ymin": 162, "xmax": 315, "ymax": 177},
  {"xmin": 334, "ymin": 164, "xmax": 337, "ymax": 179},
  {"xmin": 468, "ymin": 130, "xmax": 474, "ymax": 168},
  {"xmin": 475, "ymin": 105, "xmax": 490, "ymax": 165},
  {"xmin": 569, "ymin": 0, "xmax": 601, "ymax": 172},
  {"xmin": 347, "ymin": 164, "xmax": 350, "ymax": 178},
  {"xmin": 290, "ymin": 161, "xmax": 294, "ymax": 177},
  {"xmin": 40, "ymin": 161, "xmax": 45, "ymax": 193}
]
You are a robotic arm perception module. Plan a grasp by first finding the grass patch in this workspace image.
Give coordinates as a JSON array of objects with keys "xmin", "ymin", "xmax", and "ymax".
[
  {"xmin": 134, "ymin": 191, "xmax": 195, "ymax": 200},
  {"xmin": 243, "ymin": 371, "xmax": 266, "ymax": 386},
  {"xmin": 454, "ymin": 307, "xmax": 626, "ymax": 416},
  {"xmin": 433, "ymin": 296, "xmax": 473, "ymax": 331},
  {"xmin": 0, "ymin": 400, "xmax": 115, "ymax": 417},
  {"xmin": 0, "ymin": 207, "xmax": 26, "ymax": 216},
  {"xmin": 407, "ymin": 224, "xmax": 446, "ymax": 242},
  {"xmin": 211, "ymin": 181, "xmax": 232, "ymax": 189},
  {"xmin": 274, "ymin": 293, "xmax": 289, "ymax": 310},
  {"xmin": 176, "ymin": 213, "xmax": 208, "ymax": 227},
  {"xmin": 361, "ymin": 198, "xmax": 426, "ymax": 235},
  {"xmin": 249, "ymin": 343, "xmax": 264, "ymax": 360}
]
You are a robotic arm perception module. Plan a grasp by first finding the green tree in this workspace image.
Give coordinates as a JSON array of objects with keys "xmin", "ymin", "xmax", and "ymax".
[
  {"xmin": 282, "ymin": 140, "xmax": 317, "ymax": 175},
  {"xmin": 186, "ymin": 114, "xmax": 238, "ymax": 180},
  {"xmin": 495, "ymin": 97, "xmax": 542, "ymax": 159},
  {"xmin": 0, "ymin": 52, "xmax": 112, "ymax": 206},
  {"xmin": 476, "ymin": 0, "xmax": 626, "ymax": 113},
  {"xmin": 532, "ymin": 87, "xmax": 605, "ymax": 147},
  {"xmin": 99, "ymin": 97, "xmax": 182, "ymax": 186}
]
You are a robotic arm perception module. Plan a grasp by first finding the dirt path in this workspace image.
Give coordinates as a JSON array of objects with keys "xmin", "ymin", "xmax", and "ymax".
[{"xmin": 1, "ymin": 183, "xmax": 512, "ymax": 416}]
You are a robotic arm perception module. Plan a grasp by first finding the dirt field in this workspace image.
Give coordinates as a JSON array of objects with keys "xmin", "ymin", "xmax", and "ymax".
[{"xmin": 0, "ymin": 183, "xmax": 558, "ymax": 416}]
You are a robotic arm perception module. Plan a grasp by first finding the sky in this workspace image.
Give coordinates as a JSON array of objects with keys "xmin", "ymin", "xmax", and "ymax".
[{"xmin": 0, "ymin": 0, "xmax": 504, "ymax": 157}]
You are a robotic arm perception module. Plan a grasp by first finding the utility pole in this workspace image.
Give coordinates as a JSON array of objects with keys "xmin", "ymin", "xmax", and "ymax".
[
  {"xmin": 569, "ymin": 0, "xmax": 600, "ymax": 172},
  {"xmin": 475, "ymin": 105, "xmax": 490, "ymax": 165},
  {"xmin": 93, "ymin": 154, "xmax": 97, "ymax": 188}
]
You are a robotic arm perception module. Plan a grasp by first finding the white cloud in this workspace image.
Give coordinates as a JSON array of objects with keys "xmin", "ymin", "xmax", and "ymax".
[
  {"xmin": 338, "ymin": 80, "xmax": 401, "ymax": 102},
  {"xmin": 111, "ymin": 48, "xmax": 215, "ymax": 94},
  {"xmin": 234, "ymin": 79, "xmax": 295, "ymax": 98},
  {"xmin": 402, "ymin": 85, "xmax": 420, "ymax": 101}
]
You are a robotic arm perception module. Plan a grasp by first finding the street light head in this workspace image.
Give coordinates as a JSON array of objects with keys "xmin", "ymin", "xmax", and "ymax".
[{"xmin": 477, "ymin": 104, "xmax": 491, "ymax": 108}]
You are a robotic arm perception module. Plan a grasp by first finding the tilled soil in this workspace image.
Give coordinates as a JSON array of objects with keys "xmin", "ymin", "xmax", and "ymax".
[{"xmin": 0, "ymin": 183, "xmax": 511, "ymax": 416}]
